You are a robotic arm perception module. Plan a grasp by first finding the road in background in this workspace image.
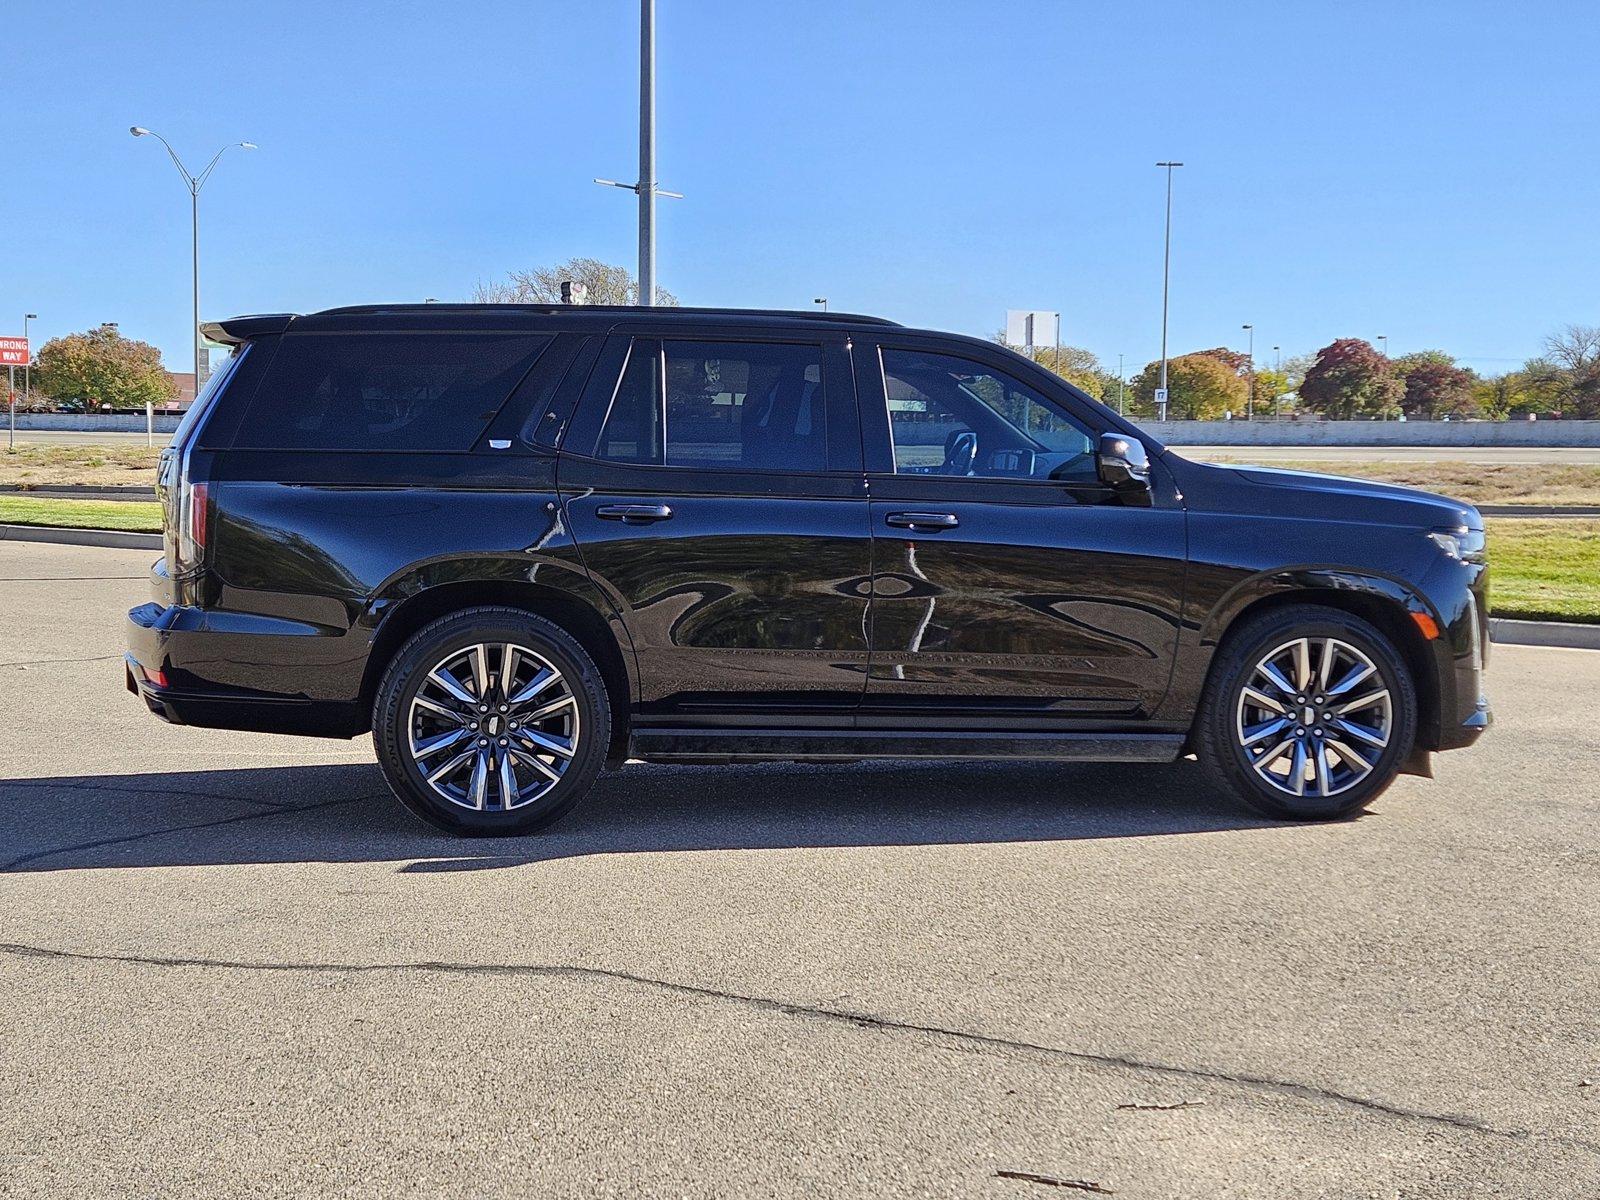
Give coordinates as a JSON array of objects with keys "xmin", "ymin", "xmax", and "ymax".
[
  {"xmin": 1, "ymin": 541, "xmax": 1596, "ymax": 1198},
  {"xmin": 11, "ymin": 427, "xmax": 1600, "ymax": 464}
]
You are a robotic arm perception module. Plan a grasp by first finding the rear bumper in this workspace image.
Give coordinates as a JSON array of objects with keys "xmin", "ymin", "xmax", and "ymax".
[{"xmin": 126, "ymin": 602, "xmax": 364, "ymax": 738}]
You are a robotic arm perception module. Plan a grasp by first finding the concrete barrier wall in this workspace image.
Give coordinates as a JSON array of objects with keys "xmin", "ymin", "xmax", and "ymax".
[
  {"xmin": 1136, "ymin": 419, "xmax": 1600, "ymax": 446},
  {"xmin": 11, "ymin": 413, "xmax": 183, "ymax": 433}
]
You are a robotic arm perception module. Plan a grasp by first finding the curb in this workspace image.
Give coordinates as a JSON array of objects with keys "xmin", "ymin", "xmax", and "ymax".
[
  {"xmin": 0, "ymin": 484, "xmax": 158, "ymax": 502},
  {"xmin": 1478, "ymin": 505, "xmax": 1600, "ymax": 518},
  {"xmin": 0, "ymin": 524, "xmax": 162, "ymax": 551},
  {"xmin": 1489, "ymin": 618, "xmax": 1600, "ymax": 651}
]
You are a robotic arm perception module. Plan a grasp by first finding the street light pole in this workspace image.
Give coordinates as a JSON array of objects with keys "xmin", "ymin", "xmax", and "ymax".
[
  {"xmin": 130, "ymin": 127, "xmax": 255, "ymax": 392},
  {"xmin": 595, "ymin": 0, "xmax": 682, "ymax": 307},
  {"xmin": 1156, "ymin": 162, "xmax": 1183, "ymax": 421},
  {"xmin": 1117, "ymin": 353, "xmax": 1125, "ymax": 416},
  {"xmin": 1242, "ymin": 323, "xmax": 1255, "ymax": 420},
  {"xmin": 814, "ymin": 298, "xmax": 828, "ymax": 312},
  {"xmin": 1273, "ymin": 345, "xmax": 1281, "ymax": 420}
]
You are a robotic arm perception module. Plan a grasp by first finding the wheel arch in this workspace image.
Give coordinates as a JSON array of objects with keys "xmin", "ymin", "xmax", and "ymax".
[
  {"xmin": 1195, "ymin": 569, "xmax": 1445, "ymax": 752},
  {"xmin": 356, "ymin": 559, "xmax": 636, "ymax": 761}
]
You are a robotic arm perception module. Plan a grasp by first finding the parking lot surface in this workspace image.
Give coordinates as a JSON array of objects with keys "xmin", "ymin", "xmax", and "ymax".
[{"xmin": 1, "ymin": 541, "xmax": 1596, "ymax": 1198}]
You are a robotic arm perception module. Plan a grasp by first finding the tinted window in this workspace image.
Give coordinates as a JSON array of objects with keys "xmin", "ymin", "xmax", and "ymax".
[
  {"xmin": 596, "ymin": 339, "xmax": 827, "ymax": 472},
  {"xmin": 234, "ymin": 334, "xmax": 548, "ymax": 451},
  {"xmin": 881, "ymin": 348, "xmax": 1096, "ymax": 483}
]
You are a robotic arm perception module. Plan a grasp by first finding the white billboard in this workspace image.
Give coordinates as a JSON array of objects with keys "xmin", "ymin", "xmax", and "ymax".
[{"xmin": 1004, "ymin": 309, "xmax": 1059, "ymax": 350}]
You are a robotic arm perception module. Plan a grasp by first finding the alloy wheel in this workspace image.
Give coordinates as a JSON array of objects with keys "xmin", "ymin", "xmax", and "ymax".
[
  {"xmin": 1234, "ymin": 636, "xmax": 1392, "ymax": 799},
  {"xmin": 406, "ymin": 642, "xmax": 580, "ymax": 812}
]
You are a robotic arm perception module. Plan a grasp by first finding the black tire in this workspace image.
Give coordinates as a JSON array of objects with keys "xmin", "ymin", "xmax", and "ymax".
[
  {"xmin": 372, "ymin": 606, "xmax": 610, "ymax": 836},
  {"xmin": 1195, "ymin": 604, "xmax": 1417, "ymax": 820}
]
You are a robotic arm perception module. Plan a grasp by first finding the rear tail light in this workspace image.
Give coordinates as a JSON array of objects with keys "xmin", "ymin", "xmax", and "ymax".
[{"xmin": 173, "ymin": 477, "xmax": 209, "ymax": 574}]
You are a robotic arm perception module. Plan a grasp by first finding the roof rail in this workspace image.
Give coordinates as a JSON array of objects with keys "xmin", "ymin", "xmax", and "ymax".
[{"xmin": 309, "ymin": 303, "xmax": 901, "ymax": 326}]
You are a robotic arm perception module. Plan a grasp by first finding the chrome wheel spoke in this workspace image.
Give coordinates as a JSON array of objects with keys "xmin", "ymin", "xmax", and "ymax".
[
  {"xmin": 509, "ymin": 667, "xmax": 559, "ymax": 707},
  {"xmin": 470, "ymin": 644, "xmax": 491, "ymax": 700},
  {"xmin": 514, "ymin": 727, "xmax": 575, "ymax": 759},
  {"xmin": 509, "ymin": 744, "xmax": 562, "ymax": 782},
  {"xmin": 1241, "ymin": 686, "xmax": 1286, "ymax": 715},
  {"xmin": 497, "ymin": 751, "xmax": 519, "ymax": 807},
  {"xmin": 1316, "ymin": 638, "xmax": 1337, "ymax": 691},
  {"xmin": 1292, "ymin": 638, "xmax": 1313, "ymax": 692},
  {"xmin": 500, "ymin": 644, "xmax": 520, "ymax": 700},
  {"xmin": 427, "ymin": 667, "xmax": 478, "ymax": 708},
  {"xmin": 413, "ymin": 694, "xmax": 469, "ymax": 724},
  {"xmin": 1334, "ymin": 716, "xmax": 1387, "ymax": 748},
  {"xmin": 412, "ymin": 727, "xmax": 472, "ymax": 760},
  {"xmin": 1313, "ymin": 741, "xmax": 1334, "ymax": 796},
  {"xmin": 1337, "ymin": 690, "xmax": 1389, "ymax": 717},
  {"xmin": 515, "ymin": 693, "xmax": 576, "ymax": 723},
  {"xmin": 426, "ymin": 747, "xmax": 476, "ymax": 786},
  {"xmin": 1287, "ymin": 739, "xmax": 1308, "ymax": 795},
  {"xmin": 1328, "ymin": 739, "xmax": 1373, "ymax": 773},
  {"xmin": 1258, "ymin": 660, "xmax": 1297, "ymax": 698},
  {"xmin": 1327, "ymin": 661, "xmax": 1377, "ymax": 697},
  {"xmin": 466, "ymin": 750, "xmax": 489, "ymax": 810},
  {"xmin": 1242, "ymin": 716, "xmax": 1291, "ymax": 747}
]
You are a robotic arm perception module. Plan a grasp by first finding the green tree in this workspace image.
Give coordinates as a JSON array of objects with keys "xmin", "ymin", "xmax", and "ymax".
[
  {"xmin": 1526, "ymin": 325, "xmax": 1600, "ymax": 419},
  {"xmin": 1004, "ymin": 341, "xmax": 1114, "ymax": 401},
  {"xmin": 1395, "ymin": 352, "xmax": 1477, "ymax": 419},
  {"xmin": 32, "ymin": 327, "xmax": 177, "ymax": 410},
  {"xmin": 1130, "ymin": 352, "xmax": 1248, "ymax": 420},
  {"xmin": 1299, "ymin": 338, "xmax": 1404, "ymax": 420},
  {"xmin": 472, "ymin": 257, "xmax": 679, "ymax": 306}
]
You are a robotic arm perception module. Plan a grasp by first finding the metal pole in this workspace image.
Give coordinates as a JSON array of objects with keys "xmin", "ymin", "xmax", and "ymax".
[
  {"xmin": 1243, "ymin": 323, "xmax": 1254, "ymax": 420},
  {"xmin": 1273, "ymin": 345, "xmax": 1281, "ymax": 420},
  {"xmin": 191, "ymin": 186, "xmax": 203, "ymax": 391},
  {"xmin": 1053, "ymin": 312, "xmax": 1060, "ymax": 375},
  {"xmin": 7, "ymin": 365, "xmax": 14, "ymax": 450},
  {"xmin": 1118, "ymin": 353, "xmax": 1125, "ymax": 416},
  {"xmin": 638, "ymin": 0, "xmax": 656, "ymax": 307},
  {"xmin": 1156, "ymin": 162, "xmax": 1182, "ymax": 421}
]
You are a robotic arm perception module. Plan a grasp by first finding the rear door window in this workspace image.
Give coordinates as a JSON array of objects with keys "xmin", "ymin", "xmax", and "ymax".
[
  {"xmin": 594, "ymin": 338, "xmax": 828, "ymax": 472},
  {"xmin": 232, "ymin": 333, "xmax": 548, "ymax": 451}
]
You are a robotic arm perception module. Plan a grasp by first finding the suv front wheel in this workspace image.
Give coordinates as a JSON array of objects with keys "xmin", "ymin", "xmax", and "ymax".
[
  {"xmin": 372, "ymin": 606, "xmax": 610, "ymax": 835},
  {"xmin": 1196, "ymin": 604, "xmax": 1418, "ymax": 820}
]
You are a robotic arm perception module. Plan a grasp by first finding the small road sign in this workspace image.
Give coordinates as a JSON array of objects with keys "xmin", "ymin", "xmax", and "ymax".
[
  {"xmin": 1153, "ymin": 387, "xmax": 1168, "ymax": 404},
  {"xmin": 0, "ymin": 337, "xmax": 29, "ymax": 367}
]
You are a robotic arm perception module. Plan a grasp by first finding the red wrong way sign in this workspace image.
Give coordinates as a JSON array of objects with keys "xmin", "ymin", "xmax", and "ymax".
[{"xmin": 0, "ymin": 337, "xmax": 29, "ymax": 366}]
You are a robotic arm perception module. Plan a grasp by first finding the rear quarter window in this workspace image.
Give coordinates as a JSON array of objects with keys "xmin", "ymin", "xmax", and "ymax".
[{"xmin": 231, "ymin": 333, "xmax": 549, "ymax": 451}]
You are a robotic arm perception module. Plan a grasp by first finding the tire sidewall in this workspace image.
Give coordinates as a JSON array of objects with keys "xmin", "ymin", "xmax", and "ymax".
[{"xmin": 373, "ymin": 608, "xmax": 610, "ymax": 836}]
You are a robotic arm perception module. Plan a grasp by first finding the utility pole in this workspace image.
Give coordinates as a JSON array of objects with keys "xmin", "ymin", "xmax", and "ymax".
[
  {"xmin": 131, "ymin": 128, "xmax": 255, "ymax": 392},
  {"xmin": 1117, "ymin": 352, "xmax": 1125, "ymax": 416},
  {"xmin": 595, "ymin": 0, "xmax": 682, "ymax": 305},
  {"xmin": 1242, "ymin": 323, "xmax": 1255, "ymax": 420},
  {"xmin": 1273, "ymin": 345, "xmax": 1281, "ymax": 420},
  {"xmin": 1156, "ymin": 162, "xmax": 1183, "ymax": 421}
]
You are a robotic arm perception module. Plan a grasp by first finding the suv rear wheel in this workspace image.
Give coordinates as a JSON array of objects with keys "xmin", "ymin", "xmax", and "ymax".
[
  {"xmin": 372, "ymin": 606, "xmax": 610, "ymax": 835},
  {"xmin": 1196, "ymin": 604, "xmax": 1417, "ymax": 820}
]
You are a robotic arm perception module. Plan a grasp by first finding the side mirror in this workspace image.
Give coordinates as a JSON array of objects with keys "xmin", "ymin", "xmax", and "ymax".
[{"xmin": 1096, "ymin": 432, "xmax": 1153, "ymax": 505}]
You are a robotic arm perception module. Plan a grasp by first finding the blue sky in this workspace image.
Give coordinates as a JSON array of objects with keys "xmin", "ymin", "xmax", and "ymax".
[{"xmin": 4, "ymin": 0, "xmax": 1595, "ymax": 377}]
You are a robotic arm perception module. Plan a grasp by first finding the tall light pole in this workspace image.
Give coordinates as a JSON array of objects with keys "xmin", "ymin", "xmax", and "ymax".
[
  {"xmin": 813, "ymin": 298, "xmax": 828, "ymax": 312},
  {"xmin": 131, "ymin": 127, "xmax": 255, "ymax": 391},
  {"xmin": 1241, "ymin": 323, "xmax": 1255, "ymax": 420},
  {"xmin": 1377, "ymin": 334, "xmax": 1389, "ymax": 358},
  {"xmin": 1272, "ymin": 345, "xmax": 1281, "ymax": 420},
  {"xmin": 595, "ymin": 0, "xmax": 682, "ymax": 305},
  {"xmin": 23, "ymin": 313, "xmax": 36, "ymax": 406},
  {"xmin": 1117, "ymin": 353, "xmax": 1125, "ymax": 416},
  {"xmin": 1156, "ymin": 162, "xmax": 1183, "ymax": 421}
]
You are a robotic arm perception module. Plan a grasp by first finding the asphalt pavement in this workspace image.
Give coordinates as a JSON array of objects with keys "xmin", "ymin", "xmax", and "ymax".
[{"xmin": 1, "ymin": 541, "xmax": 1596, "ymax": 1198}]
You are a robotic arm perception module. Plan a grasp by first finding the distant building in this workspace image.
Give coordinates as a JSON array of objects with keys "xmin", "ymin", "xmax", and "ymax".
[{"xmin": 162, "ymin": 371, "xmax": 196, "ymax": 412}]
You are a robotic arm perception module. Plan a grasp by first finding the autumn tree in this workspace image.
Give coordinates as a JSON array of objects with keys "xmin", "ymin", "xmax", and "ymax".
[
  {"xmin": 33, "ymin": 326, "xmax": 177, "ymax": 410},
  {"xmin": 1129, "ymin": 352, "xmax": 1248, "ymax": 420},
  {"xmin": 1525, "ymin": 324, "xmax": 1600, "ymax": 418},
  {"xmin": 1395, "ymin": 352, "xmax": 1477, "ymax": 419},
  {"xmin": 1298, "ymin": 338, "xmax": 1403, "ymax": 420},
  {"xmin": 1005, "ymin": 341, "xmax": 1117, "ymax": 401},
  {"xmin": 473, "ymin": 257, "xmax": 679, "ymax": 306}
]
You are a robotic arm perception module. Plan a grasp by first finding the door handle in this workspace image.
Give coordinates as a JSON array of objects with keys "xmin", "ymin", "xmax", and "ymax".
[
  {"xmin": 885, "ymin": 511, "xmax": 959, "ymax": 530},
  {"xmin": 596, "ymin": 503, "xmax": 674, "ymax": 523}
]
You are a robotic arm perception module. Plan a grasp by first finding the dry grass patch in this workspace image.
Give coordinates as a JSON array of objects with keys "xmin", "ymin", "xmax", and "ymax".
[
  {"xmin": 1208, "ymin": 460, "xmax": 1600, "ymax": 507},
  {"xmin": 1, "ymin": 444, "xmax": 163, "ymax": 488}
]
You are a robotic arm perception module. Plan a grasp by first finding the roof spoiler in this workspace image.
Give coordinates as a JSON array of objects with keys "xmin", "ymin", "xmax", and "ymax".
[{"xmin": 200, "ymin": 314, "xmax": 298, "ymax": 346}]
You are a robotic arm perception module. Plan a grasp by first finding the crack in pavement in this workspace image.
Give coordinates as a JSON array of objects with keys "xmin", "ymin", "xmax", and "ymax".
[
  {"xmin": 0, "ymin": 653, "xmax": 123, "ymax": 668},
  {"xmin": 0, "ymin": 795, "xmax": 371, "ymax": 871},
  {"xmin": 0, "ymin": 939, "xmax": 1541, "ymax": 1145},
  {"xmin": 0, "ymin": 776, "xmax": 359, "ymax": 811}
]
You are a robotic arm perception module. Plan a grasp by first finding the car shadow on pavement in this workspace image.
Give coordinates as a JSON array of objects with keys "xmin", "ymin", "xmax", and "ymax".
[{"xmin": 0, "ymin": 757, "xmax": 1294, "ymax": 874}]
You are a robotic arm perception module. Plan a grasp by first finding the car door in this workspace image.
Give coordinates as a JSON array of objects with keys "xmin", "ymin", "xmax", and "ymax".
[
  {"xmin": 559, "ymin": 327, "xmax": 872, "ymax": 719},
  {"xmin": 856, "ymin": 337, "xmax": 1187, "ymax": 721}
]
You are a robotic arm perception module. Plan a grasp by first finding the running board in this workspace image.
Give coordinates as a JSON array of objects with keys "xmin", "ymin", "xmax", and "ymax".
[{"xmin": 628, "ymin": 728, "xmax": 1185, "ymax": 765}]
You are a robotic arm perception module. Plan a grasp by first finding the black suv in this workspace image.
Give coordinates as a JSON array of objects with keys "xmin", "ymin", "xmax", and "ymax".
[{"xmin": 126, "ymin": 305, "xmax": 1490, "ymax": 834}]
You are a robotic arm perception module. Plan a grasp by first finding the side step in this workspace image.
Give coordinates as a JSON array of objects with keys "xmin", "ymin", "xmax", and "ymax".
[{"xmin": 628, "ymin": 728, "xmax": 1185, "ymax": 765}]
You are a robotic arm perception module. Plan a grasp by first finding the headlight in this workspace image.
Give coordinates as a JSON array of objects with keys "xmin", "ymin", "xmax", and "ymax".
[{"xmin": 1427, "ymin": 528, "xmax": 1486, "ymax": 563}]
